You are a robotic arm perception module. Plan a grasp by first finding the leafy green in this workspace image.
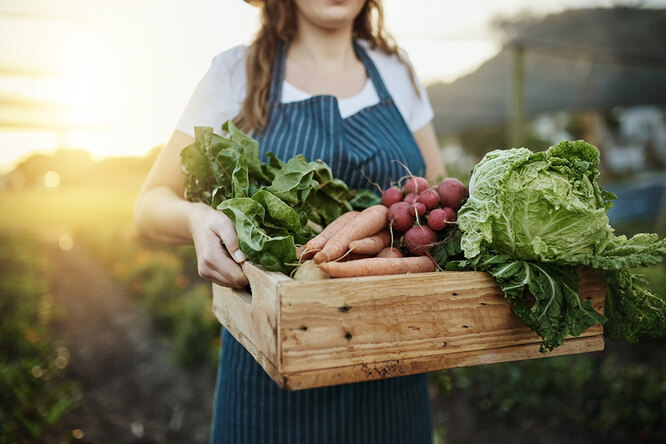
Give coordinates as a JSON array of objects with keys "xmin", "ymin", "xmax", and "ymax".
[
  {"xmin": 449, "ymin": 253, "xmax": 606, "ymax": 351},
  {"xmin": 454, "ymin": 140, "xmax": 666, "ymax": 349},
  {"xmin": 181, "ymin": 120, "xmax": 355, "ymax": 274}
]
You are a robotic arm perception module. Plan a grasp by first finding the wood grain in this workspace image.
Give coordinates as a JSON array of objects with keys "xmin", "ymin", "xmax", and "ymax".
[{"xmin": 212, "ymin": 262, "xmax": 607, "ymax": 391}]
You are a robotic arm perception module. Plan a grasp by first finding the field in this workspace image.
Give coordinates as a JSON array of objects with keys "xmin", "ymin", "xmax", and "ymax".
[{"xmin": 1, "ymin": 165, "xmax": 665, "ymax": 443}]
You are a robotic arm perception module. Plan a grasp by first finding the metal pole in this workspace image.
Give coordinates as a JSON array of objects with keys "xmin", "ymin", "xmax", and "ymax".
[{"xmin": 508, "ymin": 43, "xmax": 525, "ymax": 148}]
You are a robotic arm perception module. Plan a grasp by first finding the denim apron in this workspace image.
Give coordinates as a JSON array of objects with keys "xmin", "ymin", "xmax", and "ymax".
[{"xmin": 210, "ymin": 40, "xmax": 432, "ymax": 444}]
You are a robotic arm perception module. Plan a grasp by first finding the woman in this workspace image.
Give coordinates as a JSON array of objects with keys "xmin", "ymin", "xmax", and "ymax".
[{"xmin": 135, "ymin": 0, "xmax": 445, "ymax": 442}]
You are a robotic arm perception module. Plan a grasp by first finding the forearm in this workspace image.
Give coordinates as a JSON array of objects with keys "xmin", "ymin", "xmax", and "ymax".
[{"xmin": 134, "ymin": 185, "xmax": 208, "ymax": 245}]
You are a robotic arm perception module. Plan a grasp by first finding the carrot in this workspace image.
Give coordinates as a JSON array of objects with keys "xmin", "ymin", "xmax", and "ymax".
[
  {"xmin": 318, "ymin": 256, "xmax": 435, "ymax": 278},
  {"xmin": 348, "ymin": 229, "xmax": 391, "ymax": 255},
  {"xmin": 297, "ymin": 211, "xmax": 359, "ymax": 260},
  {"xmin": 313, "ymin": 205, "xmax": 389, "ymax": 264},
  {"xmin": 340, "ymin": 252, "xmax": 374, "ymax": 262},
  {"xmin": 376, "ymin": 247, "xmax": 404, "ymax": 258}
]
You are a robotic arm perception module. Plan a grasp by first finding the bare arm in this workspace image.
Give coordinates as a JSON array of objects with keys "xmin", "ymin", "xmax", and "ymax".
[
  {"xmin": 413, "ymin": 121, "xmax": 447, "ymax": 181},
  {"xmin": 134, "ymin": 130, "xmax": 248, "ymax": 288}
]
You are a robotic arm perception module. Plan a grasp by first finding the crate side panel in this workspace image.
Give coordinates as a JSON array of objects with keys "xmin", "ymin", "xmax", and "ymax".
[
  {"xmin": 212, "ymin": 261, "xmax": 285, "ymax": 369},
  {"xmin": 278, "ymin": 270, "xmax": 605, "ymax": 373}
]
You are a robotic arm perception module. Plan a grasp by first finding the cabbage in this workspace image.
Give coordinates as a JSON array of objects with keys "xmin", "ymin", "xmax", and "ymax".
[
  {"xmin": 452, "ymin": 140, "xmax": 666, "ymax": 351},
  {"xmin": 459, "ymin": 141, "xmax": 616, "ymax": 261}
]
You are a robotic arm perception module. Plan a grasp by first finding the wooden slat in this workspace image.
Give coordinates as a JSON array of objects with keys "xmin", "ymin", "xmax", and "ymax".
[{"xmin": 280, "ymin": 335, "xmax": 605, "ymax": 391}]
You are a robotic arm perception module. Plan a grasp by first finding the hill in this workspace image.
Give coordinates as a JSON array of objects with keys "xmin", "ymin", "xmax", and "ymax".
[{"xmin": 427, "ymin": 7, "xmax": 666, "ymax": 135}]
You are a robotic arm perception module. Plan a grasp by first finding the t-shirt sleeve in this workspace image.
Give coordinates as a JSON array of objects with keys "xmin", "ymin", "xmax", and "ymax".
[{"xmin": 175, "ymin": 46, "xmax": 246, "ymax": 138}]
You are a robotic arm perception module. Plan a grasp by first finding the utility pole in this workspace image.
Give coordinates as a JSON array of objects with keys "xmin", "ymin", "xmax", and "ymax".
[{"xmin": 508, "ymin": 43, "xmax": 525, "ymax": 148}]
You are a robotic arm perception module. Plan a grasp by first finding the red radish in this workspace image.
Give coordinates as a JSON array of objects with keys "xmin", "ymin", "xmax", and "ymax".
[
  {"xmin": 419, "ymin": 188, "xmax": 440, "ymax": 210},
  {"xmin": 409, "ymin": 202, "xmax": 427, "ymax": 218},
  {"xmin": 403, "ymin": 176, "xmax": 429, "ymax": 194},
  {"xmin": 387, "ymin": 201, "xmax": 415, "ymax": 232},
  {"xmin": 436, "ymin": 178, "xmax": 468, "ymax": 211},
  {"xmin": 442, "ymin": 206, "xmax": 457, "ymax": 222},
  {"xmin": 404, "ymin": 225, "xmax": 437, "ymax": 256},
  {"xmin": 381, "ymin": 187, "xmax": 403, "ymax": 208},
  {"xmin": 404, "ymin": 193, "xmax": 420, "ymax": 205},
  {"xmin": 427, "ymin": 208, "xmax": 448, "ymax": 231}
]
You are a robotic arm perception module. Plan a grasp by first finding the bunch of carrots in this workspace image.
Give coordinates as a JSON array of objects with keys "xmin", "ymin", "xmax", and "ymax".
[{"xmin": 295, "ymin": 175, "xmax": 468, "ymax": 279}]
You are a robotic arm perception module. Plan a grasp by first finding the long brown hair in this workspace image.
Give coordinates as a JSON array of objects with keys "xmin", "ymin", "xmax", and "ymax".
[{"xmin": 236, "ymin": 0, "xmax": 417, "ymax": 133}]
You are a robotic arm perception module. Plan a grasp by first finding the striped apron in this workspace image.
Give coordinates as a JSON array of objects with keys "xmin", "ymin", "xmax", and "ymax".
[{"xmin": 210, "ymin": 40, "xmax": 432, "ymax": 444}]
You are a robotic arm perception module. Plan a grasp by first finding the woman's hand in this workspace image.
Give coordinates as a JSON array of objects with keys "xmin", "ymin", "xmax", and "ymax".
[{"xmin": 187, "ymin": 203, "xmax": 249, "ymax": 288}]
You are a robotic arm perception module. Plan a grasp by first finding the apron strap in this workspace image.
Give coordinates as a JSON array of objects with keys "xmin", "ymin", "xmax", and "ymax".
[
  {"xmin": 352, "ymin": 40, "xmax": 392, "ymax": 101},
  {"xmin": 267, "ymin": 42, "xmax": 288, "ymax": 105}
]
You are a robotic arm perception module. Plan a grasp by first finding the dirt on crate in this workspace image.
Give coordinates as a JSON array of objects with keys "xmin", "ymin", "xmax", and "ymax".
[{"xmin": 41, "ymin": 241, "xmax": 217, "ymax": 444}]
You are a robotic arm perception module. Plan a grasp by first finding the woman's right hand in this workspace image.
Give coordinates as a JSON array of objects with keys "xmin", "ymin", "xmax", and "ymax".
[{"xmin": 188, "ymin": 203, "xmax": 249, "ymax": 288}]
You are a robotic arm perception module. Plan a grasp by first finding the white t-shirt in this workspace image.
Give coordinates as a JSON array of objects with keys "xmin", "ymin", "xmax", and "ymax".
[{"xmin": 176, "ymin": 40, "xmax": 434, "ymax": 137}]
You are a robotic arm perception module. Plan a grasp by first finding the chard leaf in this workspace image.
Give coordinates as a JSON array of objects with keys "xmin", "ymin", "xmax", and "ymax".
[
  {"xmin": 217, "ymin": 198, "xmax": 297, "ymax": 274},
  {"xmin": 223, "ymin": 120, "xmax": 269, "ymax": 183},
  {"xmin": 268, "ymin": 155, "xmax": 319, "ymax": 205},
  {"xmin": 182, "ymin": 121, "xmax": 356, "ymax": 275},
  {"xmin": 349, "ymin": 188, "xmax": 381, "ymax": 210},
  {"xmin": 251, "ymin": 190, "xmax": 316, "ymax": 244}
]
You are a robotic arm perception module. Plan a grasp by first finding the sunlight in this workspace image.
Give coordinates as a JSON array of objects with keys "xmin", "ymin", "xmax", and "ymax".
[
  {"xmin": 44, "ymin": 171, "xmax": 61, "ymax": 188},
  {"xmin": 58, "ymin": 234, "xmax": 74, "ymax": 251}
]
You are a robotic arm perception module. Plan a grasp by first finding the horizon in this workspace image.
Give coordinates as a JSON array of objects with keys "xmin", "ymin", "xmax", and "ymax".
[{"xmin": 2, "ymin": 0, "xmax": 665, "ymax": 174}]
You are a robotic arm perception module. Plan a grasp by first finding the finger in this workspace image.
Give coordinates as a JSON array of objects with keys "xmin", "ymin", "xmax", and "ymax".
[
  {"xmin": 198, "ymin": 249, "xmax": 249, "ymax": 288},
  {"xmin": 212, "ymin": 215, "xmax": 247, "ymax": 263}
]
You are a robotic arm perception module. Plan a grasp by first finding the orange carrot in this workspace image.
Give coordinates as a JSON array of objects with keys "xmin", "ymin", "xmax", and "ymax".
[
  {"xmin": 313, "ymin": 205, "xmax": 389, "ymax": 264},
  {"xmin": 318, "ymin": 256, "xmax": 435, "ymax": 278},
  {"xmin": 348, "ymin": 229, "xmax": 391, "ymax": 255},
  {"xmin": 297, "ymin": 211, "xmax": 359, "ymax": 260},
  {"xmin": 340, "ymin": 252, "xmax": 374, "ymax": 262},
  {"xmin": 376, "ymin": 247, "xmax": 404, "ymax": 258}
]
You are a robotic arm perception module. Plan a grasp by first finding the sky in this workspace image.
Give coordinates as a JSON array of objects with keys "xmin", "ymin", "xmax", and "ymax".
[{"xmin": 1, "ymin": 0, "xmax": 665, "ymax": 173}]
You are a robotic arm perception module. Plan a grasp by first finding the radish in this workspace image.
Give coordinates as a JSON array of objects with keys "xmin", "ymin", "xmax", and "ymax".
[
  {"xmin": 419, "ymin": 188, "xmax": 440, "ymax": 210},
  {"xmin": 436, "ymin": 178, "xmax": 468, "ymax": 211},
  {"xmin": 442, "ymin": 206, "xmax": 457, "ymax": 222},
  {"xmin": 427, "ymin": 208, "xmax": 448, "ymax": 231},
  {"xmin": 381, "ymin": 186, "xmax": 403, "ymax": 208},
  {"xmin": 403, "ymin": 193, "xmax": 420, "ymax": 205},
  {"xmin": 404, "ymin": 225, "xmax": 437, "ymax": 256},
  {"xmin": 387, "ymin": 201, "xmax": 415, "ymax": 232},
  {"xmin": 408, "ymin": 202, "xmax": 427, "ymax": 218},
  {"xmin": 403, "ymin": 176, "xmax": 429, "ymax": 194}
]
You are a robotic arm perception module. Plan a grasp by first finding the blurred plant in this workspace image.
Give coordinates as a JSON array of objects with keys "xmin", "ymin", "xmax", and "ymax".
[
  {"xmin": 79, "ymin": 226, "xmax": 220, "ymax": 367},
  {"xmin": 0, "ymin": 233, "xmax": 80, "ymax": 443},
  {"xmin": 431, "ymin": 344, "xmax": 665, "ymax": 443}
]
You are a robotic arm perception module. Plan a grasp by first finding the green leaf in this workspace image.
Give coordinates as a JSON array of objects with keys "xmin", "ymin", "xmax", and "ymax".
[
  {"xmin": 348, "ymin": 188, "xmax": 381, "ymax": 210},
  {"xmin": 566, "ymin": 233, "xmax": 666, "ymax": 270},
  {"xmin": 217, "ymin": 198, "xmax": 297, "ymax": 274},
  {"xmin": 457, "ymin": 253, "xmax": 606, "ymax": 352},
  {"xmin": 603, "ymin": 269, "xmax": 666, "ymax": 342}
]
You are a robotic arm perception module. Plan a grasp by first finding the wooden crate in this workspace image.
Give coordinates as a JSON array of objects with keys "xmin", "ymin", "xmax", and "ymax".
[{"xmin": 212, "ymin": 262, "xmax": 605, "ymax": 391}]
